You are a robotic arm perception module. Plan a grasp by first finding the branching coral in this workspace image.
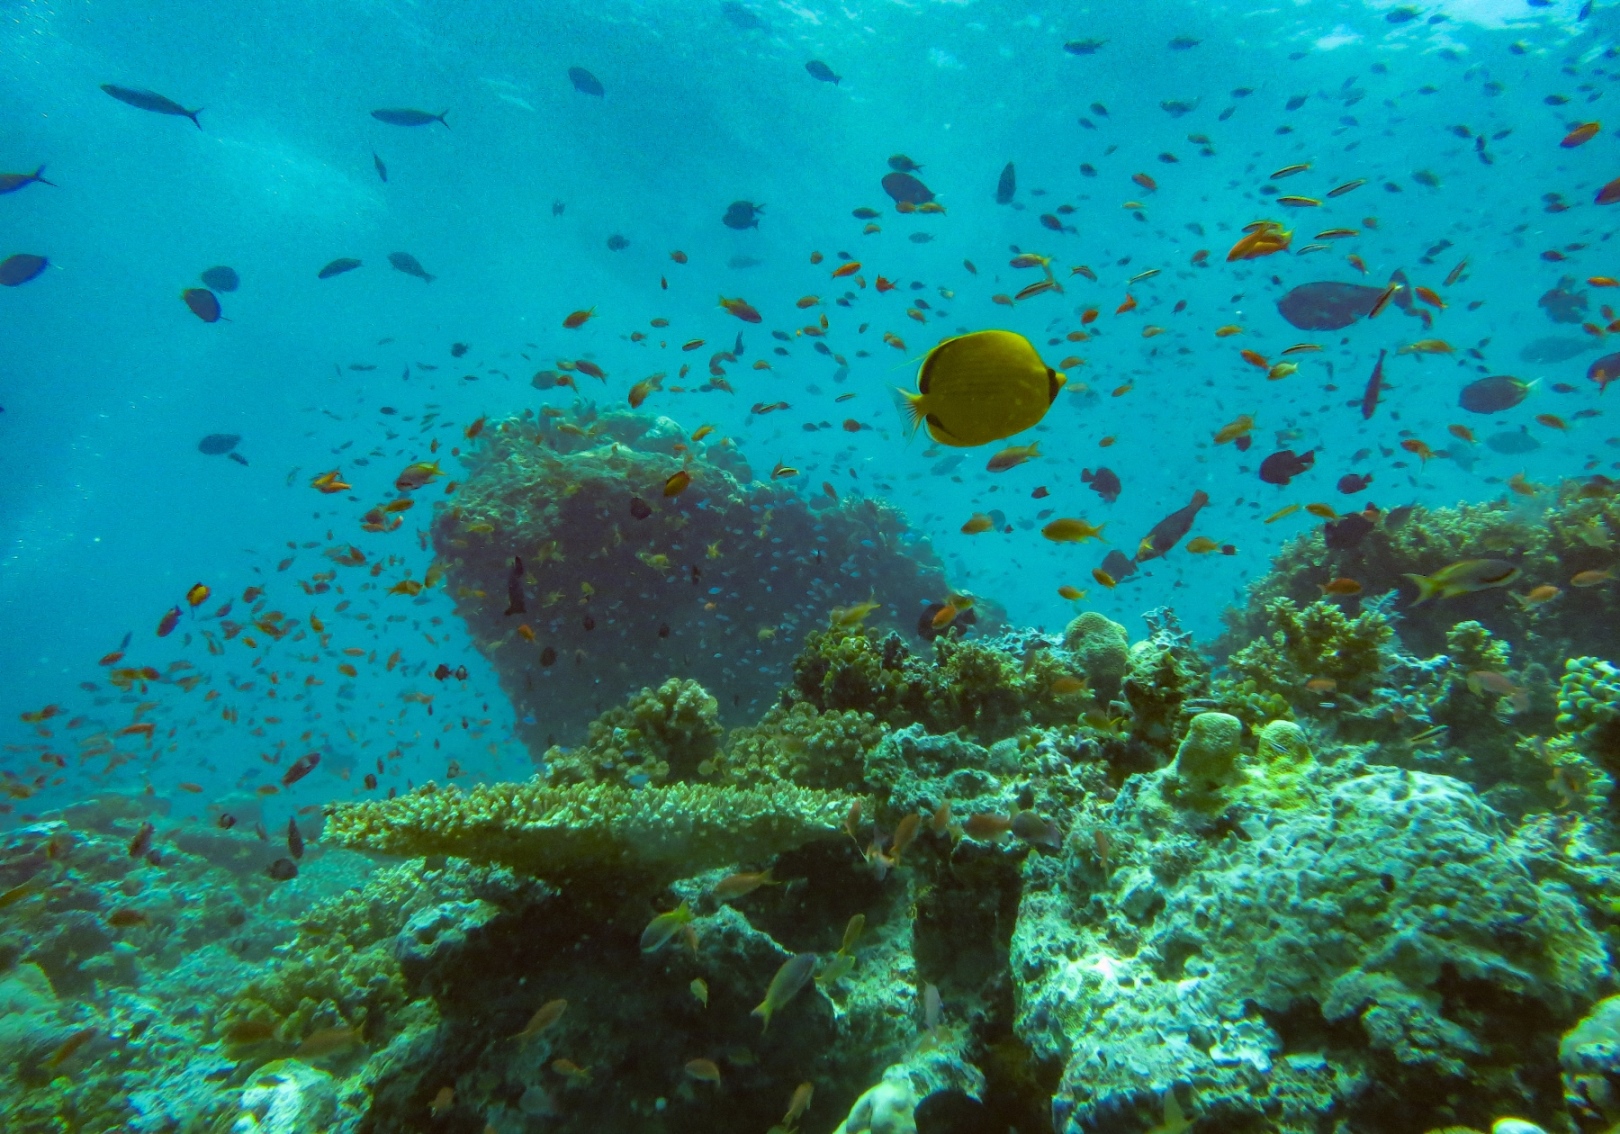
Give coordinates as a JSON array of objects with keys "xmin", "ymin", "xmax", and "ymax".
[
  {"xmin": 544, "ymin": 677, "xmax": 722, "ymax": 787},
  {"xmin": 716, "ymin": 701, "xmax": 885, "ymax": 790},
  {"xmin": 1557, "ymin": 657, "xmax": 1620, "ymax": 767},
  {"xmin": 789, "ymin": 626, "xmax": 1090, "ymax": 745},
  {"xmin": 1220, "ymin": 598, "xmax": 1392, "ymax": 718},
  {"xmin": 322, "ymin": 777, "xmax": 856, "ymax": 881}
]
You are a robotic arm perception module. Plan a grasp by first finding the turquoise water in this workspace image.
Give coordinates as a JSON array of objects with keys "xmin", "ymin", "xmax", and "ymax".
[{"xmin": 2, "ymin": 1, "xmax": 1618, "ymax": 1131}]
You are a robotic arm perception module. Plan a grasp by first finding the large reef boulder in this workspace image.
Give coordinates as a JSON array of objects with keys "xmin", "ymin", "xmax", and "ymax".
[
  {"xmin": 1014, "ymin": 759, "xmax": 1612, "ymax": 1134},
  {"xmin": 429, "ymin": 408, "xmax": 950, "ymax": 751}
]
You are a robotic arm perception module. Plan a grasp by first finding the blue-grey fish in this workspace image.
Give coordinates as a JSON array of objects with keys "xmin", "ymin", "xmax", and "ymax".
[
  {"xmin": 805, "ymin": 60, "xmax": 840, "ymax": 85},
  {"xmin": 102, "ymin": 85, "xmax": 202, "ymax": 128},
  {"xmin": 0, "ymin": 165, "xmax": 54, "ymax": 195},
  {"xmin": 568, "ymin": 67, "xmax": 604, "ymax": 97},
  {"xmin": 200, "ymin": 266, "xmax": 239, "ymax": 293},
  {"xmin": 373, "ymin": 153, "xmax": 387, "ymax": 182},
  {"xmin": 721, "ymin": 2, "xmax": 767, "ymax": 31},
  {"xmin": 318, "ymin": 258, "xmax": 362, "ymax": 279},
  {"xmin": 0, "ymin": 254, "xmax": 47, "ymax": 287},
  {"xmin": 388, "ymin": 252, "xmax": 434, "ymax": 282},
  {"xmin": 995, "ymin": 162, "xmax": 1016, "ymax": 204},
  {"xmin": 371, "ymin": 108, "xmax": 448, "ymax": 128},
  {"xmin": 197, "ymin": 433, "xmax": 241, "ymax": 456},
  {"xmin": 723, "ymin": 200, "xmax": 763, "ymax": 230}
]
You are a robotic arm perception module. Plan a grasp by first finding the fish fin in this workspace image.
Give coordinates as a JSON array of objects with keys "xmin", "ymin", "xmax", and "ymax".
[
  {"xmin": 438, "ymin": 111, "xmax": 451, "ymax": 129},
  {"xmin": 34, "ymin": 165, "xmax": 55, "ymax": 187},
  {"xmin": 896, "ymin": 387, "xmax": 928, "ymax": 435},
  {"xmin": 1402, "ymin": 572, "xmax": 1441, "ymax": 604},
  {"xmin": 187, "ymin": 108, "xmax": 203, "ymax": 129}
]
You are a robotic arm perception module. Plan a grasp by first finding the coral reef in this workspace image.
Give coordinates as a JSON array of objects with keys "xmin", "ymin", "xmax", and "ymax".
[
  {"xmin": 321, "ymin": 776, "xmax": 856, "ymax": 882},
  {"xmin": 544, "ymin": 677, "xmax": 724, "ymax": 787},
  {"xmin": 1218, "ymin": 480, "xmax": 1620, "ymax": 666},
  {"xmin": 1062, "ymin": 612, "xmax": 1130, "ymax": 702},
  {"xmin": 430, "ymin": 408, "xmax": 953, "ymax": 752},
  {"xmin": 1016, "ymin": 756, "xmax": 1612, "ymax": 1134},
  {"xmin": 1558, "ymin": 657, "xmax": 1620, "ymax": 766}
]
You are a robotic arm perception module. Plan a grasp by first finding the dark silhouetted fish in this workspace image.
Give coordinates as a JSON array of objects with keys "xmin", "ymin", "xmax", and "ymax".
[
  {"xmin": 606, "ymin": 234, "xmax": 629, "ymax": 251},
  {"xmin": 1138, "ymin": 490, "xmax": 1209, "ymax": 560},
  {"xmin": 723, "ymin": 200, "xmax": 764, "ymax": 229},
  {"xmin": 373, "ymin": 153, "xmax": 387, "ymax": 182},
  {"xmin": 881, "ymin": 172, "xmax": 934, "ymax": 206},
  {"xmin": 183, "ymin": 288, "xmax": 221, "ymax": 322},
  {"xmin": 1538, "ymin": 277, "xmax": 1587, "ymax": 324},
  {"xmin": 388, "ymin": 252, "xmax": 434, "ymax": 282},
  {"xmin": 888, "ymin": 154, "xmax": 922, "ymax": 172},
  {"xmin": 0, "ymin": 166, "xmax": 54, "ymax": 195},
  {"xmin": 371, "ymin": 108, "xmax": 448, "ymax": 128},
  {"xmin": 102, "ymin": 85, "xmax": 202, "ymax": 128},
  {"xmin": 1459, "ymin": 375, "xmax": 1529, "ymax": 414},
  {"xmin": 197, "ymin": 433, "xmax": 241, "ymax": 456},
  {"xmin": 200, "ymin": 266, "xmax": 239, "ymax": 292},
  {"xmin": 1081, "ymin": 467, "xmax": 1121, "ymax": 503},
  {"xmin": 1337, "ymin": 473, "xmax": 1373, "ymax": 494},
  {"xmin": 1360, "ymin": 349, "xmax": 1387, "ymax": 419},
  {"xmin": 996, "ymin": 162, "xmax": 1016, "ymax": 204},
  {"xmin": 1486, "ymin": 427, "xmax": 1540, "ymax": 454},
  {"xmin": 1099, "ymin": 548, "xmax": 1137, "ymax": 580},
  {"xmin": 721, "ymin": 1, "xmax": 767, "ymax": 30},
  {"xmin": 1259, "ymin": 449, "xmax": 1315, "ymax": 486},
  {"xmin": 1520, "ymin": 336, "xmax": 1592, "ymax": 363},
  {"xmin": 805, "ymin": 60, "xmax": 841, "ymax": 84},
  {"xmin": 0, "ymin": 254, "xmax": 47, "ymax": 287},
  {"xmin": 1063, "ymin": 39, "xmax": 1106, "ymax": 55},
  {"xmin": 1324, "ymin": 512, "xmax": 1374, "ymax": 549},
  {"xmin": 319, "ymin": 258, "xmax": 362, "ymax": 279},
  {"xmin": 569, "ymin": 67, "xmax": 605, "ymax": 96},
  {"xmin": 1277, "ymin": 281, "xmax": 1386, "ymax": 330},
  {"xmin": 505, "ymin": 556, "xmax": 527, "ymax": 616}
]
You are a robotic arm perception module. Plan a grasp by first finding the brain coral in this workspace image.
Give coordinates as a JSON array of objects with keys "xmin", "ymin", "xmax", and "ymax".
[
  {"xmin": 1014, "ymin": 762, "xmax": 1611, "ymax": 1134},
  {"xmin": 429, "ymin": 408, "xmax": 948, "ymax": 753}
]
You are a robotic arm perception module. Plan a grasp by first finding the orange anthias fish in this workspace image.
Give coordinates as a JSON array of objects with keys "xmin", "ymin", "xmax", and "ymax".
[
  {"xmin": 1562, "ymin": 121, "xmax": 1601, "ymax": 148},
  {"xmin": 1227, "ymin": 222, "xmax": 1291, "ymax": 261},
  {"xmin": 186, "ymin": 583, "xmax": 211, "ymax": 608},
  {"xmin": 831, "ymin": 261, "xmax": 861, "ymax": 278},
  {"xmin": 562, "ymin": 307, "xmax": 595, "ymax": 328},
  {"xmin": 394, "ymin": 461, "xmax": 442, "ymax": 492},
  {"xmin": 311, "ymin": 469, "xmax": 351, "ymax": 494},
  {"xmin": 720, "ymin": 295, "xmax": 763, "ymax": 323}
]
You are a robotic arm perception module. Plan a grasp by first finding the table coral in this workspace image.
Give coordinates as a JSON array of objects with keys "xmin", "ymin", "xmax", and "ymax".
[{"xmin": 322, "ymin": 777, "xmax": 855, "ymax": 881}]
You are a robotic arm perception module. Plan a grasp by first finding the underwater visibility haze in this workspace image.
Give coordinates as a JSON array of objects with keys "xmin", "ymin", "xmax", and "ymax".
[{"xmin": 10, "ymin": 0, "xmax": 1620, "ymax": 1131}]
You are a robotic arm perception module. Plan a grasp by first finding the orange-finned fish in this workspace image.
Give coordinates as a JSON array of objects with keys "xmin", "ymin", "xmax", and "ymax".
[
  {"xmin": 186, "ymin": 583, "xmax": 210, "ymax": 608},
  {"xmin": 1444, "ymin": 259, "xmax": 1469, "ymax": 286},
  {"xmin": 831, "ymin": 261, "xmax": 861, "ymax": 278},
  {"xmin": 1368, "ymin": 282, "xmax": 1402, "ymax": 318},
  {"xmin": 720, "ymin": 295, "xmax": 762, "ymax": 323},
  {"xmin": 662, "ymin": 470, "xmax": 691, "ymax": 497},
  {"xmin": 1562, "ymin": 121, "xmax": 1601, "ymax": 148},
  {"xmin": 157, "ymin": 606, "xmax": 182, "ymax": 637},
  {"xmin": 562, "ymin": 307, "xmax": 595, "ymax": 328},
  {"xmin": 1326, "ymin": 179, "xmax": 1366, "ymax": 197}
]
